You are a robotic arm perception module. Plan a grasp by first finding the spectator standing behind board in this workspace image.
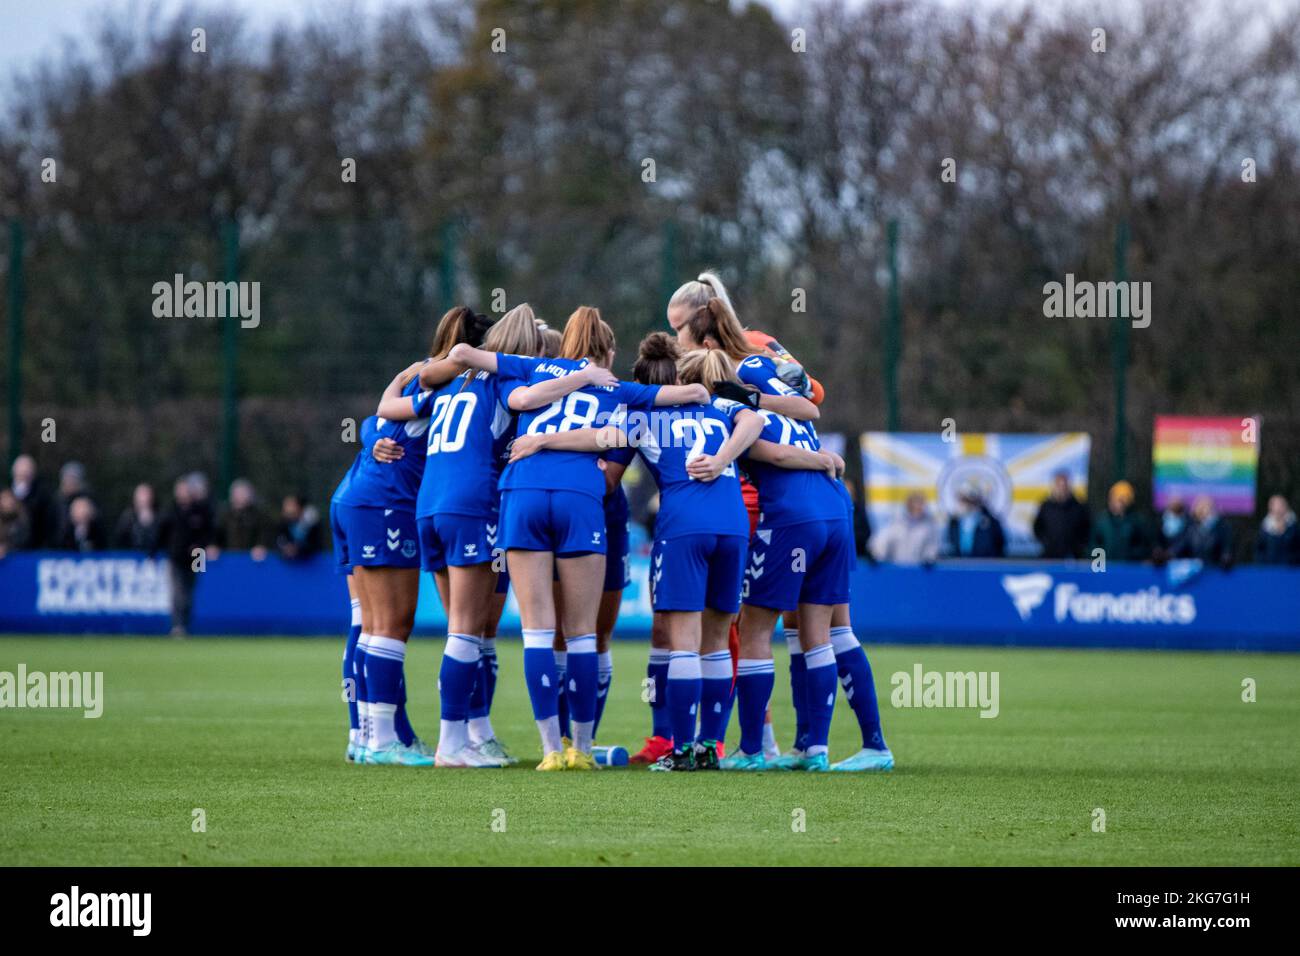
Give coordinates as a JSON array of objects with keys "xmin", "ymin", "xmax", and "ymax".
[
  {"xmin": 1173, "ymin": 495, "xmax": 1234, "ymax": 569},
  {"xmin": 218, "ymin": 478, "xmax": 272, "ymax": 560},
  {"xmin": 946, "ymin": 486, "xmax": 1006, "ymax": 558},
  {"xmin": 8, "ymin": 454, "xmax": 57, "ymax": 548},
  {"xmin": 275, "ymin": 494, "xmax": 321, "ymax": 560},
  {"xmin": 1255, "ymin": 494, "xmax": 1299, "ymax": 566},
  {"xmin": 57, "ymin": 495, "xmax": 107, "ymax": 552},
  {"xmin": 1090, "ymin": 480, "xmax": 1152, "ymax": 563},
  {"xmin": 114, "ymin": 483, "xmax": 160, "ymax": 552},
  {"xmin": 1032, "ymin": 470, "xmax": 1090, "ymax": 559},
  {"xmin": 872, "ymin": 493, "xmax": 941, "ymax": 565},
  {"xmin": 157, "ymin": 473, "xmax": 216, "ymax": 637},
  {"xmin": 0, "ymin": 488, "xmax": 31, "ymax": 557}
]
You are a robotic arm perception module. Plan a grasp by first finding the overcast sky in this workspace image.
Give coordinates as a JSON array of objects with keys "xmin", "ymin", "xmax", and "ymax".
[
  {"xmin": 0, "ymin": 0, "xmax": 1275, "ymax": 84},
  {"xmin": 1, "ymin": 0, "xmax": 918, "ymax": 76}
]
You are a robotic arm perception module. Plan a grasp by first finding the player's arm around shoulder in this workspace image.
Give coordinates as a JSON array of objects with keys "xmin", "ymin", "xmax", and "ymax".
[
  {"xmin": 685, "ymin": 407, "xmax": 764, "ymax": 483},
  {"xmin": 508, "ymin": 362, "xmax": 617, "ymax": 411},
  {"xmin": 509, "ymin": 425, "xmax": 625, "ymax": 462},
  {"xmin": 653, "ymin": 383, "xmax": 709, "ymax": 406},
  {"xmin": 376, "ymin": 360, "xmax": 429, "ymax": 420},
  {"xmin": 747, "ymin": 439, "xmax": 838, "ymax": 477}
]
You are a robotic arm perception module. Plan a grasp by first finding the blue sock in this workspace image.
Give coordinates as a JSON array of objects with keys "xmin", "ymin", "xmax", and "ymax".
[
  {"xmin": 344, "ymin": 601, "xmax": 361, "ymax": 735},
  {"xmin": 468, "ymin": 657, "xmax": 488, "ymax": 719},
  {"xmin": 554, "ymin": 650, "xmax": 571, "ymax": 739},
  {"xmin": 667, "ymin": 651, "xmax": 702, "ymax": 753},
  {"xmin": 566, "ymin": 635, "xmax": 598, "ymax": 751},
  {"xmin": 593, "ymin": 650, "xmax": 613, "ymax": 740},
  {"xmin": 831, "ymin": 626, "xmax": 887, "ymax": 750},
  {"xmin": 355, "ymin": 634, "xmax": 371, "ymax": 745},
  {"xmin": 785, "ymin": 628, "xmax": 809, "ymax": 751},
  {"xmin": 394, "ymin": 674, "xmax": 415, "ymax": 746},
  {"xmin": 469, "ymin": 637, "xmax": 498, "ymax": 718},
  {"xmin": 648, "ymin": 648, "xmax": 672, "ymax": 740},
  {"xmin": 803, "ymin": 642, "xmax": 838, "ymax": 756},
  {"xmin": 522, "ymin": 629, "xmax": 558, "ymax": 720},
  {"xmin": 698, "ymin": 650, "xmax": 733, "ymax": 743},
  {"xmin": 363, "ymin": 635, "xmax": 407, "ymax": 749},
  {"xmin": 735, "ymin": 658, "xmax": 775, "ymax": 756},
  {"xmin": 439, "ymin": 634, "xmax": 480, "ymax": 723}
]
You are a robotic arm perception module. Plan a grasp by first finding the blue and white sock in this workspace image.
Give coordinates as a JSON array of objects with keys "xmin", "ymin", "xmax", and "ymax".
[
  {"xmin": 355, "ymin": 633, "xmax": 372, "ymax": 747},
  {"xmin": 785, "ymin": 628, "xmax": 809, "ymax": 752},
  {"xmin": 522, "ymin": 629, "xmax": 562, "ymax": 753},
  {"xmin": 802, "ymin": 642, "xmax": 837, "ymax": 757},
  {"xmin": 363, "ymin": 635, "xmax": 407, "ymax": 750},
  {"xmin": 667, "ymin": 651, "xmax": 702, "ymax": 754},
  {"xmin": 438, "ymin": 633, "xmax": 480, "ymax": 755},
  {"xmin": 469, "ymin": 637, "xmax": 499, "ymax": 718},
  {"xmin": 566, "ymin": 635, "xmax": 598, "ymax": 753},
  {"xmin": 593, "ymin": 650, "xmax": 613, "ymax": 739},
  {"xmin": 648, "ymin": 648, "xmax": 672, "ymax": 741},
  {"xmin": 697, "ymin": 650, "xmax": 733, "ymax": 743},
  {"xmin": 394, "ymin": 673, "xmax": 415, "ymax": 747},
  {"xmin": 554, "ymin": 649, "xmax": 571, "ymax": 740},
  {"xmin": 344, "ymin": 600, "xmax": 361, "ymax": 744},
  {"xmin": 735, "ymin": 658, "xmax": 775, "ymax": 756},
  {"xmin": 467, "ymin": 637, "xmax": 498, "ymax": 744},
  {"xmin": 482, "ymin": 637, "xmax": 499, "ymax": 711},
  {"xmin": 831, "ymin": 626, "xmax": 887, "ymax": 751}
]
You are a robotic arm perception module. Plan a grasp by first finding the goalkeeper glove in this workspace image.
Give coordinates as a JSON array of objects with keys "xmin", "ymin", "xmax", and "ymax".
[
  {"xmin": 712, "ymin": 380, "xmax": 762, "ymax": 410},
  {"xmin": 775, "ymin": 360, "xmax": 812, "ymax": 398}
]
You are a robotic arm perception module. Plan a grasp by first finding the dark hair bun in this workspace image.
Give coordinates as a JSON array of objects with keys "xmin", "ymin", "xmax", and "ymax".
[
  {"xmin": 639, "ymin": 331, "xmax": 680, "ymax": 362},
  {"xmin": 466, "ymin": 310, "xmax": 495, "ymax": 348}
]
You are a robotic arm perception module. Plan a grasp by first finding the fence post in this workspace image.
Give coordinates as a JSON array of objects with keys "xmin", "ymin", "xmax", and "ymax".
[
  {"xmin": 220, "ymin": 220, "xmax": 240, "ymax": 495},
  {"xmin": 439, "ymin": 220, "xmax": 456, "ymax": 314},
  {"xmin": 659, "ymin": 219, "xmax": 678, "ymax": 321},
  {"xmin": 6, "ymin": 220, "xmax": 24, "ymax": 467},
  {"xmin": 1112, "ymin": 219, "xmax": 1130, "ymax": 484},
  {"xmin": 884, "ymin": 218, "xmax": 901, "ymax": 432}
]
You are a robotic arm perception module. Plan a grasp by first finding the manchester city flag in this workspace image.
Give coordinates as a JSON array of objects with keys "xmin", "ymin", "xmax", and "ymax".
[{"xmin": 860, "ymin": 432, "xmax": 1092, "ymax": 557}]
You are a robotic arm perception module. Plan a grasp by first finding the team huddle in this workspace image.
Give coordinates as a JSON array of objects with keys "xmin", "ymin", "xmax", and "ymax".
[{"xmin": 329, "ymin": 272, "xmax": 894, "ymax": 772}]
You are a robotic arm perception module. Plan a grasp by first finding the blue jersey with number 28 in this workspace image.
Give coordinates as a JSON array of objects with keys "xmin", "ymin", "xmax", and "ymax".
[{"xmin": 498, "ymin": 357, "xmax": 661, "ymax": 501}]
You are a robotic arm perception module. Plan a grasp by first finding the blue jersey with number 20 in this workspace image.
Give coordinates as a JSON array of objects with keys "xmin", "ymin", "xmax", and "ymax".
[{"xmin": 414, "ymin": 353, "xmax": 534, "ymax": 520}]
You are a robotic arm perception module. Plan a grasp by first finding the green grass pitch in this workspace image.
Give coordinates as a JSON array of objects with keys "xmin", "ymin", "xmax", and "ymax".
[{"xmin": 1, "ymin": 636, "xmax": 1296, "ymax": 866}]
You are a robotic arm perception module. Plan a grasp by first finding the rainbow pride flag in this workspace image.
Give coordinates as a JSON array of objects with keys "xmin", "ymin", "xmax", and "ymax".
[{"xmin": 1152, "ymin": 415, "xmax": 1259, "ymax": 515}]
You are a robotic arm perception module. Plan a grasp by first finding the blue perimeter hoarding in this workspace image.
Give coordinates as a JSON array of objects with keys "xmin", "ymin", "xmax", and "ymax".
[{"xmin": 1, "ymin": 551, "xmax": 1296, "ymax": 652}]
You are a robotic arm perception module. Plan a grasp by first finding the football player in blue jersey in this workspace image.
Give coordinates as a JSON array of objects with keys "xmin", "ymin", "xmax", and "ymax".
[
  {"xmin": 334, "ymin": 306, "xmax": 493, "ymax": 767},
  {"xmin": 679, "ymin": 292, "xmax": 893, "ymax": 771},
  {"xmin": 550, "ymin": 442, "xmax": 635, "ymax": 752},
  {"xmin": 380, "ymin": 304, "xmax": 617, "ymax": 768},
  {"xmin": 512, "ymin": 338, "xmax": 766, "ymax": 771},
  {"xmin": 673, "ymin": 294, "xmax": 825, "ymax": 759},
  {"xmin": 717, "ymin": 403, "xmax": 855, "ymax": 772},
  {"xmin": 330, "ymin": 414, "xmax": 396, "ymax": 762},
  {"xmin": 448, "ymin": 306, "xmax": 708, "ymax": 770},
  {"xmin": 676, "ymin": 297, "xmax": 820, "ymax": 425},
  {"xmin": 676, "ymin": 292, "xmax": 895, "ymax": 768}
]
